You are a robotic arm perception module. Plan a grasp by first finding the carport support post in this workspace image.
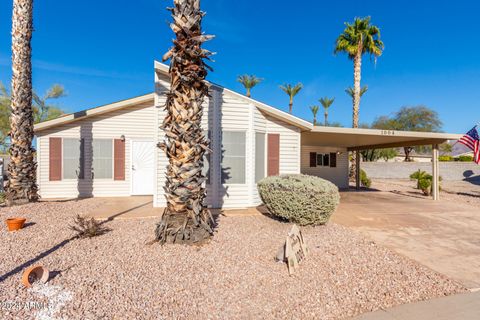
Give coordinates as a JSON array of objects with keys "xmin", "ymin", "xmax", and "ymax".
[
  {"xmin": 355, "ymin": 150, "xmax": 360, "ymax": 190},
  {"xmin": 432, "ymin": 144, "xmax": 439, "ymax": 200}
]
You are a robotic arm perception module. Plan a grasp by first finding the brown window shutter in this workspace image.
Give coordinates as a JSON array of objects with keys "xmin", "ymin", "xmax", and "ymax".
[
  {"xmin": 330, "ymin": 153, "xmax": 337, "ymax": 168},
  {"xmin": 310, "ymin": 152, "xmax": 317, "ymax": 167},
  {"xmin": 114, "ymin": 139, "xmax": 125, "ymax": 180},
  {"xmin": 267, "ymin": 134, "xmax": 280, "ymax": 176},
  {"xmin": 49, "ymin": 137, "xmax": 62, "ymax": 181}
]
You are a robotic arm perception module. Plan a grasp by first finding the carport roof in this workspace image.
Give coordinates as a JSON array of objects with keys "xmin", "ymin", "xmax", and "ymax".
[{"xmin": 303, "ymin": 126, "xmax": 463, "ymax": 151}]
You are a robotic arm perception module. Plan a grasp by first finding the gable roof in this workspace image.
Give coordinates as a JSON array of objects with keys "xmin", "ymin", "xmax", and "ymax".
[
  {"xmin": 34, "ymin": 62, "xmax": 312, "ymax": 132},
  {"xmin": 155, "ymin": 61, "xmax": 312, "ymax": 130},
  {"xmin": 34, "ymin": 93, "xmax": 154, "ymax": 132}
]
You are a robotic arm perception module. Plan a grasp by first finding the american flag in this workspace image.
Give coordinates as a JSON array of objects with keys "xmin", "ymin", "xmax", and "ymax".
[{"xmin": 458, "ymin": 126, "xmax": 480, "ymax": 164}]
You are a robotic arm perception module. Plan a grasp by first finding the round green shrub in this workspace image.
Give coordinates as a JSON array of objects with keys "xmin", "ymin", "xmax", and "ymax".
[
  {"xmin": 257, "ymin": 174, "xmax": 340, "ymax": 226},
  {"xmin": 418, "ymin": 178, "xmax": 431, "ymax": 196},
  {"xmin": 360, "ymin": 169, "xmax": 372, "ymax": 188}
]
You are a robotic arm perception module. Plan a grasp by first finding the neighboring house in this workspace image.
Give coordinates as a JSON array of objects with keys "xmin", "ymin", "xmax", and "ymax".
[{"xmin": 33, "ymin": 62, "xmax": 461, "ymax": 208}]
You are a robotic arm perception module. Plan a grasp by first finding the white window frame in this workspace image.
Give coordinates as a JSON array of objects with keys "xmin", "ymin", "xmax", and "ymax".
[
  {"xmin": 62, "ymin": 138, "xmax": 84, "ymax": 180},
  {"xmin": 92, "ymin": 138, "xmax": 114, "ymax": 180},
  {"xmin": 221, "ymin": 130, "xmax": 247, "ymax": 185}
]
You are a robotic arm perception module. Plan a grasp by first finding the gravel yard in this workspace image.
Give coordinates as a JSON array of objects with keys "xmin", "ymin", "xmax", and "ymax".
[
  {"xmin": 371, "ymin": 178, "xmax": 480, "ymax": 206},
  {"xmin": 0, "ymin": 199, "xmax": 465, "ymax": 320}
]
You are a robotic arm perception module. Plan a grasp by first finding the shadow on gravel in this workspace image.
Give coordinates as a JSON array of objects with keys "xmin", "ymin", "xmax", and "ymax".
[
  {"xmin": 0, "ymin": 236, "xmax": 76, "ymax": 284},
  {"xmin": 0, "ymin": 220, "xmax": 114, "ymax": 284}
]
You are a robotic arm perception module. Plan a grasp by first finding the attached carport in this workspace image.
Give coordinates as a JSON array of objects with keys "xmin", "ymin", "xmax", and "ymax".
[{"xmin": 302, "ymin": 127, "xmax": 462, "ymax": 200}]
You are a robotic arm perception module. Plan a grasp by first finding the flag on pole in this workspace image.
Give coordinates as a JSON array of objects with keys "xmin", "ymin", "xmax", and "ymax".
[{"xmin": 458, "ymin": 126, "xmax": 480, "ymax": 164}]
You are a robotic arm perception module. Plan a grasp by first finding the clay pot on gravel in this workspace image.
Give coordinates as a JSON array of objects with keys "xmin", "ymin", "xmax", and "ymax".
[
  {"xmin": 22, "ymin": 266, "xmax": 50, "ymax": 288},
  {"xmin": 6, "ymin": 218, "xmax": 26, "ymax": 231}
]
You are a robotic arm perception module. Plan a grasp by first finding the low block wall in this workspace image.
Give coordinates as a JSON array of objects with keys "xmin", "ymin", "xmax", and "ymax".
[{"xmin": 361, "ymin": 162, "xmax": 480, "ymax": 181}]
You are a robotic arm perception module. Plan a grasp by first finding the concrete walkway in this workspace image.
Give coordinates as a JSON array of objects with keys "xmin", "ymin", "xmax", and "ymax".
[
  {"xmin": 84, "ymin": 196, "xmax": 163, "ymax": 220},
  {"xmin": 354, "ymin": 291, "xmax": 480, "ymax": 320},
  {"xmin": 333, "ymin": 190, "xmax": 480, "ymax": 289}
]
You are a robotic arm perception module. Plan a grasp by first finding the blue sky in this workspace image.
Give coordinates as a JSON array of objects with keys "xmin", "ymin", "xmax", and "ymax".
[{"xmin": 1, "ymin": 0, "xmax": 479, "ymax": 133}]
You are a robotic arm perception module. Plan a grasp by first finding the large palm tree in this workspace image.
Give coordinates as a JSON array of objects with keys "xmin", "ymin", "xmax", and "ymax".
[
  {"xmin": 309, "ymin": 105, "xmax": 319, "ymax": 125},
  {"xmin": 319, "ymin": 97, "xmax": 335, "ymax": 126},
  {"xmin": 279, "ymin": 83, "xmax": 302, "ymax": 114},
  {"xmin": 155, "ymin": 0, "xmax": 214, "ymax": 244},
  {"xmin": 237, "ymin": 75, "xmax": 262, "ymax": 98},
  {"xmin": 6, "ymin": 0, "xmax": 38, "ymax": 204},
  {"xmin": 335, "ymin": 17, "xmax": 383, "ymax": 128}
]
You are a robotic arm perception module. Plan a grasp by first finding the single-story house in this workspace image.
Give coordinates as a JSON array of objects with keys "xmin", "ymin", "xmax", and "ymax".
[{"xmin": 33, "ymin": 61, "xmax": 462, "ymax": 207}]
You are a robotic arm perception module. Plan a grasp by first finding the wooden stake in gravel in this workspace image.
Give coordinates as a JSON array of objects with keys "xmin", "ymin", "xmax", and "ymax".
[
  {"xmin": 155, "ymin": 0, "xmax": 214, "ymax": 244},
  {"xmin": 6, "ymin": 0, "xmax": 39, "ymax": 205}
]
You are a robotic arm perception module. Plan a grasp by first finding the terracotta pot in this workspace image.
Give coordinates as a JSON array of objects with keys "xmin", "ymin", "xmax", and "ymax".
[
  {"xmin": 22, "ymin": 266, "xmax": 50, "ymax": 288},
  {"xmin": 6, "ymin": 218, "xmax": 26, "ymax": 231}
]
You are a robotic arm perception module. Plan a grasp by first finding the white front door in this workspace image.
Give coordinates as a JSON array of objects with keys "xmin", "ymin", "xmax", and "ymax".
[{"xmin": 131, "ymin": 140, "xmax": 154, "ymax": 195}]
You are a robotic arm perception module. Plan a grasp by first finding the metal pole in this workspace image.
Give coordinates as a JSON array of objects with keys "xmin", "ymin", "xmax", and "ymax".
[
  {"xmin": 355, "ymin": 150, "xmax": 360, "ymax": 190},
  {"xmin": 432, "ymin": 144, "xmax": 439, "ymax": 200}
]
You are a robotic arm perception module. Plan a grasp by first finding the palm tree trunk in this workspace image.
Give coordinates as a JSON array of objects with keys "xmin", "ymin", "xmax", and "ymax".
[
  {"xmin": 289, "ymin": 97, "xmax": 293, "ymax": 114},
  {"xmin": 154, "ymin": 0, "xmax": 214, "ymax": 244},
  {"xmin": 352, "ymin": 50, "xmax": 362, "ymax": 128},
  {"xmin": 313, "ymin": 116, "xmax": 316, "ymax": 126},
  {"xmin": 324, "ymin": 111, "xmax": 328, "ymax": 126},
  {"xmin": 350, "ymin": 47, "xmax": 362, "ymax": 181},
  {"xmin": 246, "ymin": 88, "xmax": 251, "ymax": 98},
  {"xmin": 6, "ymin": 0, "xmax": 38, "ymax": 205}
]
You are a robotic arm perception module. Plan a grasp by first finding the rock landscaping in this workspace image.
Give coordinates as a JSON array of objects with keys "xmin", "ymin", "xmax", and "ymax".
[{"xmin": 0, "ymin": 199, "xmax": 465, "ymax": 319}]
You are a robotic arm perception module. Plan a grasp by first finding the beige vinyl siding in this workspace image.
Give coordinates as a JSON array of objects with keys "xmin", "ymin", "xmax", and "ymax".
[
  {"xmin": 251, "ymin": 111, "xmax": 301, "ymax": 206},
  {"xmin": 300, "ymin": 145, "xmax": 349, "ymax": 189},
  {"xmin": 37, "ymin": 102, "xmax": 155, "ymax": 199},
  {"xmin": 154, "ymin": 71, "xmax": 302, "ymax": 209},
  {"xmin": 217, "ymin": 89, "xmax": 253, "ymax": 208}
]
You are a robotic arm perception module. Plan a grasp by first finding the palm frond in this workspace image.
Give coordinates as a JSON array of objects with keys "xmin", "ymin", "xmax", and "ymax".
[
  {"xmin": 280, "ymin": 83, "xmax": 303, "ymax": 97},
  {"xmin": 334, "ymin": 16, "xmax": 384, "ymax": 59},
  {"xmin": 237, "ymin": 74, "xmax": 263, "ymax": 89},
  {"xmin": 319, "ymin": 97, "xmax": 335, "ymax": 109},
  {"xmin": 345, "ymin": 86, "xmax": 368, "ymax": 98}
]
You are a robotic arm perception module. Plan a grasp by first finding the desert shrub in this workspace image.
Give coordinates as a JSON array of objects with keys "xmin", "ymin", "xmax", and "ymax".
[
  {"xmin": 410, "ymin": 170, "xmax": 442, "ymax": 195},
  {"xmin": 456, "ymin": 155, "xmax": 473, "ymax": 162},
  {"xmin": 69, "ymin": 215, "xmax": 110, "ymax": 238},
  {"xmin": 439, "ymin": 155, "xmax": 453, "ymax": 162},
  {"xmin": 418, "ymin": 178, "xmax": 431, "ymax": 196},
  {"xmin": 0, "ymin": 192, "xmax": 5, "ymax": 204},
  {"xmin": 257, "ymin": 174, "xmax": 340, "ymax": 226},
  {"xmin": 360, "ymin": 169, "xmax": 371, "ymax": 188}
]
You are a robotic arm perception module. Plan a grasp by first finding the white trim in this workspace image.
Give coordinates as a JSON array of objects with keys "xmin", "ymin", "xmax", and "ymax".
[
  {"xmin": 221, "ymin": 129, "xmax": 248, "ymax": 186},
  {"xmin": 310, "ymin": 126, "xmax": 463, "ymax": 140}
]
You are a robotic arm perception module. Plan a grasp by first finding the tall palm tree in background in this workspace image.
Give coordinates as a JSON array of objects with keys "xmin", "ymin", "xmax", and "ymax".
[
  {"xmin": 6, "ymin": 0, "xmax": 38, "ymax": 204},
  {"xmin": 237, "ymin": 75, "xmax": 262, "ymax": 98},
  {"xmin": 280, "ymin": 83, "xmax": 303, "ymax": 114},
  {"xmin": 319, "ymin": 97, "xmax": 335, "ymax": 126},
  {"xmin": 335, "ymin": 17, "xmax": 383, "ymax": 128},
  {"xmin": 309, "ymin": 105, "xmax": 319, "ymax": 125},
  {"xmin": 155, "ymin": 0, "xmax": 214, "ymax": 244}
]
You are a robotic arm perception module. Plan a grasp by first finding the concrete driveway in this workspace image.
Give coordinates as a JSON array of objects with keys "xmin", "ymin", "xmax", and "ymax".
[{"xmin": 332, "ymin": 191, "xmax": 480, "ymax": 289}]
